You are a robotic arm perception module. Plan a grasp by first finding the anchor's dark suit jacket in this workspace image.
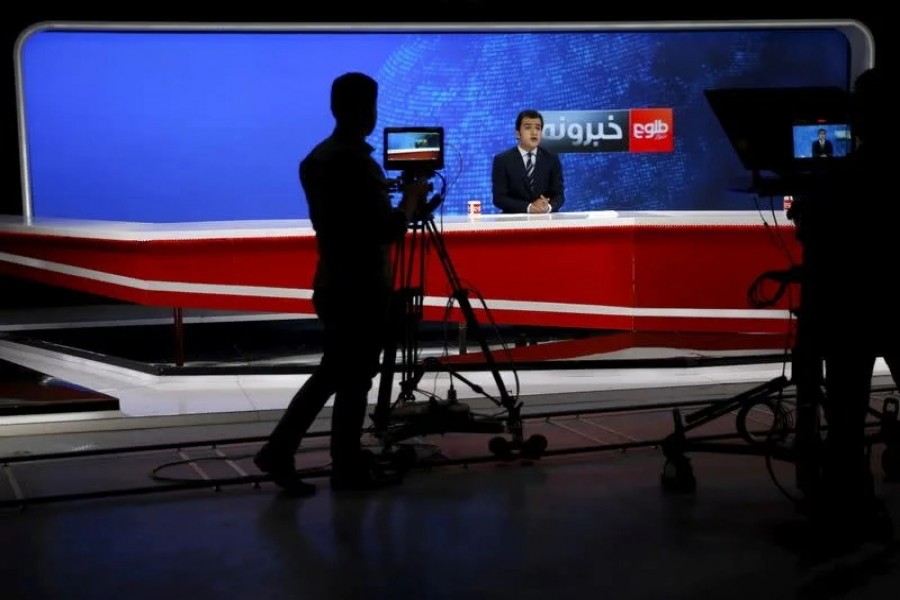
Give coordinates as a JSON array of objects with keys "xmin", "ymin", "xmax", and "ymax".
[
  {"xmin": 491, "ymin": 146, "xmax": 565, "ymax": 213},
  {"xmin": 811, "ymin": 138, "xmax": 834, "ymax": 158}
]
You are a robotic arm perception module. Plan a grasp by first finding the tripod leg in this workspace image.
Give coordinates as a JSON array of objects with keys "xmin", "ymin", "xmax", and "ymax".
[{"xmin": 374, "ymin": 222, "xmax": 424, "ymax": 440}]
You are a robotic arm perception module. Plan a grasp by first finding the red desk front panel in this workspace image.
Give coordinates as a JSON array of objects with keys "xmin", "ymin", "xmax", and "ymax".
[{"xmin": 0, "ymin": 212, "xmax": 799, "ymax": 334}]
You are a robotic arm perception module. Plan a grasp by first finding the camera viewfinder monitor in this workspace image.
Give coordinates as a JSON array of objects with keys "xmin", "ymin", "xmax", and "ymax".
[
  {"xmin": 383, "ymin": 127, "xmax": 444, "ymax": 172},
  {"xmin": 792, "ymin": 121, "xmax": 853, "ymax": 160}
]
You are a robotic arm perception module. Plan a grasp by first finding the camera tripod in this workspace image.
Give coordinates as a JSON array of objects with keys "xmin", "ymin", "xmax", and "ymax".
[
  {"xmin": 658, "ymin": 206, "xmax": 899, "ymax": 497},
  {"xmin": 369, "ymin": 205, "xmax": 548, "ymax": 462},
  {"xmin": 658, "ymin": 296, "xmax": 823, "ymax": 494}
]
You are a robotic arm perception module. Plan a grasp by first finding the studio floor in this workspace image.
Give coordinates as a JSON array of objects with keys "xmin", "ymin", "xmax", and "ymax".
[{"xmin": 1, "ymin": 306, "xmax": 899, "ymax": 599}]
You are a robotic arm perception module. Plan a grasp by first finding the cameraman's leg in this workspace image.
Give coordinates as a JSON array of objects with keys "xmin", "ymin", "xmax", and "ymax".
[
  {"xmin": 254, "ymin": 293, "xmax": 342, "ymax": 495},
  {"xmin": 328, "ymin": 336, "xmax": 395, "ymax": 489},
  {"xmin": 326, "ymin": 291, "xmax": 392, "ymax": 481},
  {"xmin": 823, "ymin": 352, "xmax": 876, "ymax": 493},
  {"xmin": 265, "ymin": 349, "xmax": 343, "ymax": 457}
]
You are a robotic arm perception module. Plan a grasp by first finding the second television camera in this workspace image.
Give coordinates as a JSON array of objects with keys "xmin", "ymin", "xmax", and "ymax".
[{"xmin": 704, "ymin": 84, "xmax": 853, "ymax": 200}]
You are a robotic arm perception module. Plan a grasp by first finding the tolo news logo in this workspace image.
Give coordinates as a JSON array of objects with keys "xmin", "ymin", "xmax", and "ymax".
[
  {"xmin": 629, "ymin": 108, "xmax": 674, "ymax": 152},
  {"xmin": 539, "ymin": 108, "xmax": 674, "ymax": 154}
]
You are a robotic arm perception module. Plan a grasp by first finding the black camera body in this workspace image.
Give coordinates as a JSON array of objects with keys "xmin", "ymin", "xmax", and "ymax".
[
  {"xmin": 383, "ymin": 126, "xmax": 445, "ymax": 216},
  {"xmin": 705, "ymin": 85, "xmax": 853, "ymax": 199}
]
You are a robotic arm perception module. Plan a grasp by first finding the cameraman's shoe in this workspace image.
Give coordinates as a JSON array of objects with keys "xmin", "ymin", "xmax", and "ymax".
[
  {"xmin": 330, "ymin": 450, "xmax": 404, "ymax": 492},
  {"xmin": 254, "ymin": 444, "xmax": 316, "ymax": 498},
  {"xmin": 857, "ymin": 496, "xmax": 896, "ymax": 543},
  {"xmin": 797, "ymin": 492, "xmax": 895, "ymax": 554}
]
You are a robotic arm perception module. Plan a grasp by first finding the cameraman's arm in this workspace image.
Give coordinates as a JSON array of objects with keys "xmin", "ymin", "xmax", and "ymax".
[
  {"xmin": 397, "ymin": 176, "xmax": 430, "ymax": 221},
  {"xmin": 316, "ymin": 152, "xmax": 408, "ymax": 244}
]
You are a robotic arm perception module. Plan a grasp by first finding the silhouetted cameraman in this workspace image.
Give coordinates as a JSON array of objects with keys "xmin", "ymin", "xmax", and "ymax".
[
  {"xmin": 254, "ymin": 72, "xmax": 429, "ymax": 496},
  {"xmin": 792, "ymin": 66, "xmax": 898, "ymax": 545}
]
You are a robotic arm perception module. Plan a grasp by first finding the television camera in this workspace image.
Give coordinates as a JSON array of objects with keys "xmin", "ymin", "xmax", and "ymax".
[
  {"xmin": 383, "ymin": 126, "xmax": 446, "ymax": 218},
  {"xmin": 704, "ymin": 84, "xmax": 854, "ymax": 198},
  {"xmin": 372, "ymin": 126, "xmax": 547, "ymax": 466},
  {"xmin": 659, "ymin": 83, "xmax": 900, "ymax": 503}
]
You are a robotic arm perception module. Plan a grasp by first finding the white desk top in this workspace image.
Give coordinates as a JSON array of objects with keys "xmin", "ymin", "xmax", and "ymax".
[{"xmin": 0, "ymin": 211, "xmax": 792, "ymax": 242}]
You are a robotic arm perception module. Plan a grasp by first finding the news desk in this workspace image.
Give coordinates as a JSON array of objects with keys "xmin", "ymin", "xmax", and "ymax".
[{"xmin": 0, "ymin": 211, "xmax": 800, "ymax": 335}]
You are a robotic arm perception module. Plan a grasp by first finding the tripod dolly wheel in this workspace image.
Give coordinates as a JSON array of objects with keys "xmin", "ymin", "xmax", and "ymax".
[
  {"xmin": 660, "ymin": 456, "xmax": 697, "ymax": 494},
  {"xmin": 489, "ymin": 436, "xmax": 515, "ymax": 461},
  {"xmin": 520, "ymin": 434, "xmax": 549, "ymax": 460}
]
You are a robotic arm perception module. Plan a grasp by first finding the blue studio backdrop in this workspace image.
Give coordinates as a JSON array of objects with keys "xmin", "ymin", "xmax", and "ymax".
[{"xmin": 18, "ymin": 25, "xmax": 852, "ymax": 221}]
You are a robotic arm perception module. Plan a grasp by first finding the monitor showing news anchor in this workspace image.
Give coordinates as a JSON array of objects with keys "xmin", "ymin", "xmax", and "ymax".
[
  {"xmin": 17, "ymin": 24, "xmax": 857, "ymax": 221},
  {"xmin": 792, "ymin": 122, "xmax": 853, "ymax": 159}
]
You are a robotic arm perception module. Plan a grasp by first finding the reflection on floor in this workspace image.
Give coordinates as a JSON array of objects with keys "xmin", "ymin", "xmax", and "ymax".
[
  {"xmin": 3, "ymin": 391, "xmax": 900, "ymax": 600},
  {"xmin": 0, "ymin": 359, "xmax": 119, "ymax": 416},
  {"xmin": 1, "ymin": 307, "xmax": 899, "ymax": 599}
]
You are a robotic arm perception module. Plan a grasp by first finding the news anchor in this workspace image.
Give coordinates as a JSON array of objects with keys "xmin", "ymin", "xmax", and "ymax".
[
  {"xmin": 811, "ymin": 128, "xmax": 834, "ymax": 158},
  {"xmin": 492, "ymin": 109, "xmax": 565, "ymax": 214}
]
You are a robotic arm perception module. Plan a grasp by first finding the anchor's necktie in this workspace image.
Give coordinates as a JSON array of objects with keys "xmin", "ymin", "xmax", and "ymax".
[{"xmin": 525, "ymin": 151, "xmax": 535, "ymax": 193}]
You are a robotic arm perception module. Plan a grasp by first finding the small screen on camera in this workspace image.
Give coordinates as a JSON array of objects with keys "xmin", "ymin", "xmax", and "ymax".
[
  {"xmin": 792, "ymin": 121, "xmax": 853, "ymax": 159},
  {"xmin": 383, "ymin": 126, "xmax": 444, "ymax": 172}
]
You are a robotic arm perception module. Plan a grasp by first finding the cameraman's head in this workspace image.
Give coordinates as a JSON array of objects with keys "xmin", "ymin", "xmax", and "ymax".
[
  {"xmin": 331, "ymin": 72, "xmax": 378, "ymax": 138},
  {"xmin": 850, "ymin": 67, "xmax": 882, "ymax": 148}
]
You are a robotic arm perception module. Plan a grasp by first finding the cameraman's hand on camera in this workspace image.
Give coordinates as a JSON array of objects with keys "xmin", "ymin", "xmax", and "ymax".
[{"xmin": 398, "ymin": 175, "xmax": 431, "ymax": 221}]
